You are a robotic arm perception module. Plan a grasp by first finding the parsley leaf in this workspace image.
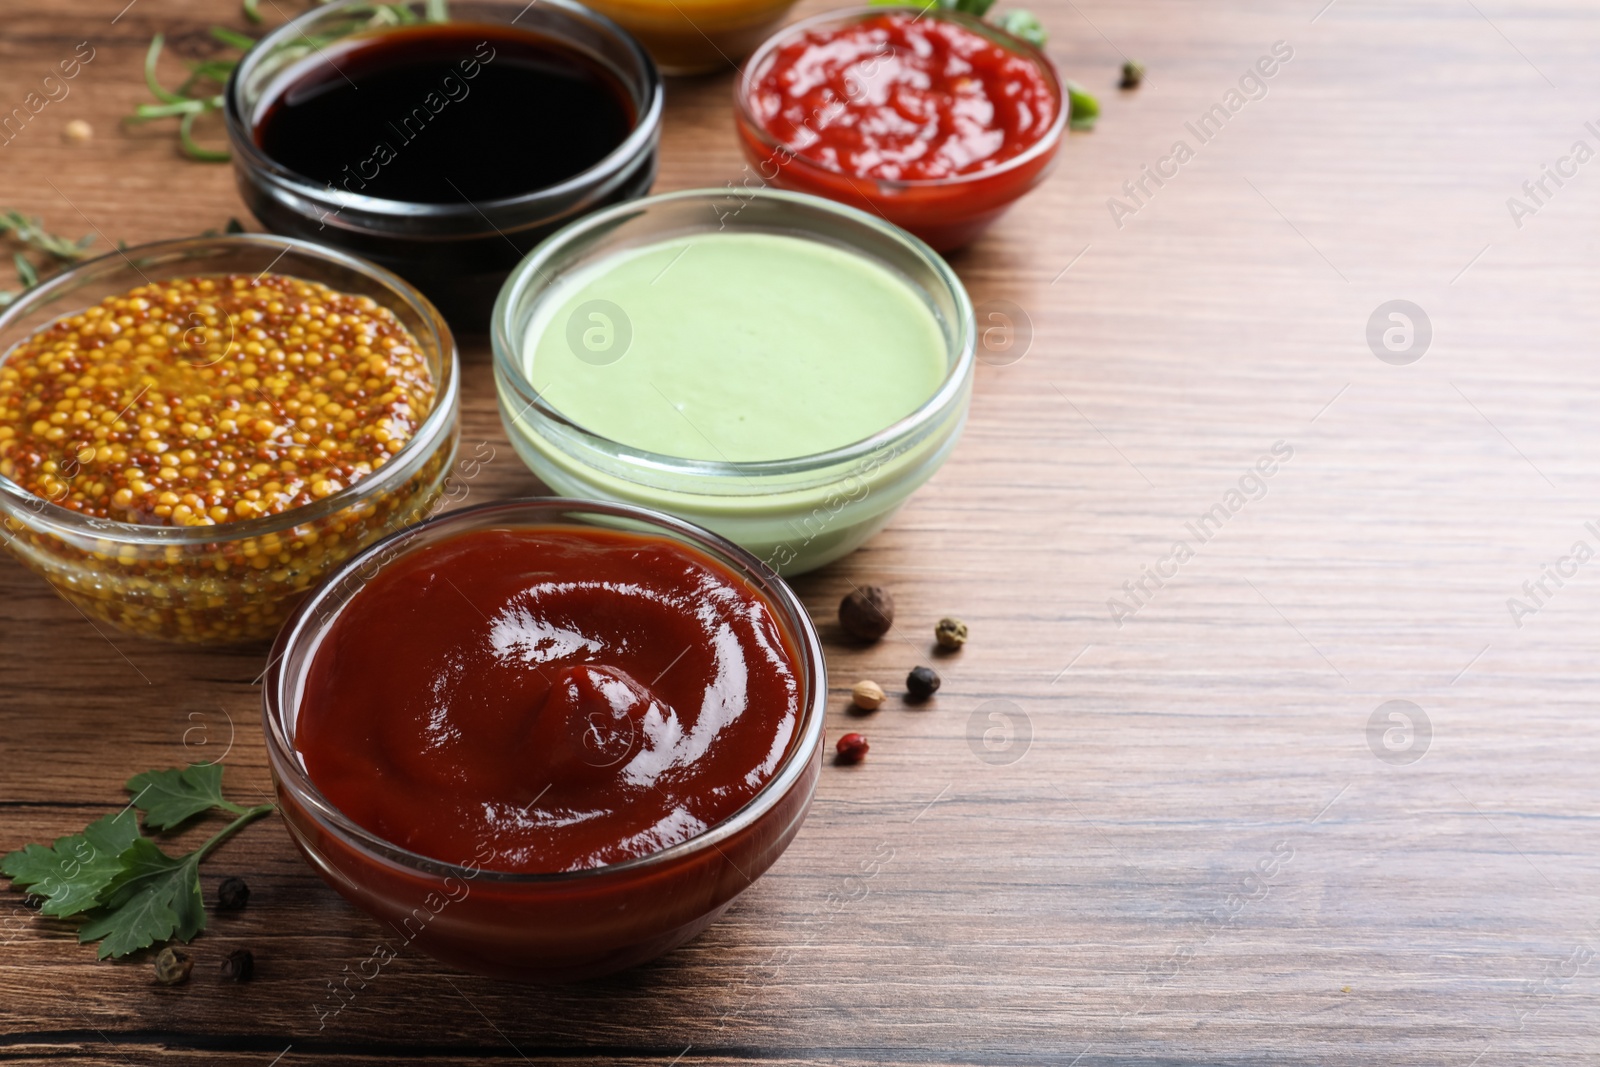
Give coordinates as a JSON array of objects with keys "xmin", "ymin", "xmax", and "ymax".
[
  {"xmin": 2, "ymin": 765, "xmax": 273, "ymax": 959},
  {"xmin": 78, "ymin": 840, "xmax": 206, "ymax": 959},
  {"xmin": 0, "ymin": 810, "xmax": 140, "ymax": 918},
  {"xmin": 1065, "ymin": 79, "xmax": 1100, "ymax": 130},
  {"xmin": 127, "ymin": 764, "xmax": 245, "ymax": 830},
  {"xmin": 995, "ymin": 8, "xmax": 1048, "ymax": 47}
]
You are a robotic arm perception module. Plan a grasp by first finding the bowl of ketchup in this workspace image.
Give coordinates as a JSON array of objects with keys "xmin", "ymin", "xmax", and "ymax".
[
  {"xmin": 262, "ymin": 498, "xmax": 826, "ymax": 982},
  {"xmin": 734, "ymin": 6, "xmax": 1066, "ymax": 251}
]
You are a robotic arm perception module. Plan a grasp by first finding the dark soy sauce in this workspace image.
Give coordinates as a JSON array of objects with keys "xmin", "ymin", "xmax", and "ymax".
[{"xmin": 254, "ymin": 23, "xmax": 636, "ymax": 204}]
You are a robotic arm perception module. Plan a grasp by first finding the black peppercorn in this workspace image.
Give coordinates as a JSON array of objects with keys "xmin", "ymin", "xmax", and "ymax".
[
  {"xmin": 154, "ymin": 946, "xmax": 193, "ymax": 985},
  {"xmin": 216, "ymin": 877, "xmax": 250, "ymax": 912},
  {"xmin": 839, "ymin": 585, "xmax": 894, "ymax": 641},
  {"xmin": 906, "ymin": 665, "xmax": 941, "ymax": 701},
  {"xmin": 1120, "ymin": 59, "xmax": 1145, "ymax": 89},
  {"xmin": 20, "ymin": 893, "xmax": 42, "ymax": 910},
  {"xmin": 220, "ymin": 948, "xmax": 255, "ymax": 982}
]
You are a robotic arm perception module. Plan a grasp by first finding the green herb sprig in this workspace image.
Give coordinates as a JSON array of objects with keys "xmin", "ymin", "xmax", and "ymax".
[
  {"xmin": 0, "ymin": 211, "xmax": 245, "ymax": 307},
  {"xmin": 865, "ymin": 0, "xmax": 1099, "ymax": 126},
  {"xmin": 0, "ymin": 210, "xmax": 96, "ymax": 308},
  {"xmin": 2, "ymin": 765, "xmax": 273, "ymax": 959},
  {"xmin": 127, "ymin": 29, "xmax": 239, "ymax": 162},
  {"xmin": 1065, "ymin": 80, "xmax": 1100, "ymax": 131},
  {"xmin": 871, "ymin": 0, "xmax": 1049, "ymax": 47},
  {"xmin": 991, "ymin": 7, "xmax": 1046, "ymax": 48},
  {"xmin": 128, "ymin": 1, "xmax": 451, "ymax": 162}
]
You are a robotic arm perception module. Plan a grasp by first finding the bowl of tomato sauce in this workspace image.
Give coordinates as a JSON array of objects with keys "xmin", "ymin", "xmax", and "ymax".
[
  {"xmin": 734, "ymin": 6, "xmax": 1066, "ymax": 251},
  {"xmin": 262, "ymin": 497, "xmax": 827, "ymax": 982}
]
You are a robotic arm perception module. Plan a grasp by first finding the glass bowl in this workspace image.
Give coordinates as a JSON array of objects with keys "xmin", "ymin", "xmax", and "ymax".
[
  {"xmin": 491, "ymin": 188, "xmax": 974, "ymax": 577},
  {"xmin": 734, "ymin": 6, "xmax": 1067, "ymax": 251},
  {"xmin": 583, "ymin": 0, "xmax": 798, "ymax": 75},
  {"xmin": 224, "ymin": 0, "xmax": 663, "ymax": 330},
  {"xmin": 262, "ymin": 497, "xmax": 827, "ymax": 982},
  {"xmin": 0, "ymin": 235, "xmax": 460, "ymax": 645}
]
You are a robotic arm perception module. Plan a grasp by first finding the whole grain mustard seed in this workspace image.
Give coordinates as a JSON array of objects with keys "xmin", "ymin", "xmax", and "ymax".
[{"xmin": 0, "ymin": 273, "xmax": 434, "ymax": 526}]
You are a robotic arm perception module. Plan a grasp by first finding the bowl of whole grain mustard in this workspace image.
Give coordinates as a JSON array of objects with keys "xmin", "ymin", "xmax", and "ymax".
[{"xmin": 0, "ymin": 234, "xmax": 459, "ymax": 644}]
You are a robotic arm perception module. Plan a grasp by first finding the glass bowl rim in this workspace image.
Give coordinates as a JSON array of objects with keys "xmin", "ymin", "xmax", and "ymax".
[
  {"xmin": 262, "ymin": 495, "xmax": 829, "ymax": 885},
  {"xmin": 733, "ymin": 4, "xmax": 1067, "ymax": 192},
  {"xmin": 0, "ymin": 233, "xmax": 460, "ymax": 545},
  {"xmin": 222, "ymin": 0, "xmax": 665, "ymax": 222},
  {"xmin": 490, "ymin": 186, "xmax": 975, "ymax": 480}
]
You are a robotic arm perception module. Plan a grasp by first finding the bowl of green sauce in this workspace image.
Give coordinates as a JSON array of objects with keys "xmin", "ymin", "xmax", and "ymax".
[{"xmin": 491, "ymin": 188, "xmax": 974, "ymax": 575}]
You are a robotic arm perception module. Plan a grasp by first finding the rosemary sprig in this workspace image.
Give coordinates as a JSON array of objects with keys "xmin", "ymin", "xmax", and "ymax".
[
  {"xmin": 126, "ymin": 33, "xmax": 231, "ymax": 162},
  {"xmin": 0, "ymin": 211, "xmax": 96, "ymax": 263},
  {"xmin": 0, "ymin": 213, "xmax": 245, "ymax": 309},
  {"xmin": 127, "ymin": 1, "xmax": 451, "ymax": 163},
  {"xmin": 0, "ymin": 211, "xmax": 96, "ymax": 308}
]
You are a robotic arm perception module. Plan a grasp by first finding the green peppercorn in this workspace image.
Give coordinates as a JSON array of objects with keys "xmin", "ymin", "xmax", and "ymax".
[
  {"xmin": 906, "ymin": 665, "xmax": 941, "ymax": 702},
  {"xmin": 154, "ymin": 946, "xmax": 193, "ymax": 985},
  {"xmin": 935, "ymin": 617, "xmax": 968, "ymax": 650}
]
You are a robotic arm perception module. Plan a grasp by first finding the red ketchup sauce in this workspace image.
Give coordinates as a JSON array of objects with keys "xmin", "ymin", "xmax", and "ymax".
[
  {"xmin": 295, "ymin": 526, "xmax": 802, "ymax": 874},
  {"xmin": 737, "ymin": 11, "xmax": 1062, "ymax": 249},
  {"xmin": 747, "ymin": 12, "xmax": 1056, "ymax": 181}
]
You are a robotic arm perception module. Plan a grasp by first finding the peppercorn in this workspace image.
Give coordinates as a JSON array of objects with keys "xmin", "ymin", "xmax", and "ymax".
[
  {"xmin": 220, "ymin": 948, "xmax": 255, "ymax": 982},
  {"xmin": 1120, "ymin": 60, "xmax": 1145, "ymax": 89},
  {"xmin": 835, "ymin": 732, "xmax": 869, "ymax": 764},
  {"xmin": 851, "ymin": 679, "xmax": 886, "ymax": 711},
  {"xmin": 906, "ymin": 665, "xmax": 941, "ymax": 702},
  {"xmin": 934, "ymin": 617, "xmax": 968, "ymax": 650},
  {"xmin": 216, "ymin": 876, "xmax": 250, "ymax": 912},
  {"xmin": 839, "ymin": 585, "xmax": 894, "ymax": 641},
  {"xmin": 20, "ymin": 892, "xmax": 42, "ymax": 910},
  {"xmin": 154, "ymin": 946, "xmax": 193, "ymax": 985}
]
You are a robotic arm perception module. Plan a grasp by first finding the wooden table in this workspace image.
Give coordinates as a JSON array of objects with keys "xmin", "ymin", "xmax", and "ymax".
[{"xmin": 6, "ymin": 0, "xmax": 1600, "ymax": 1062}]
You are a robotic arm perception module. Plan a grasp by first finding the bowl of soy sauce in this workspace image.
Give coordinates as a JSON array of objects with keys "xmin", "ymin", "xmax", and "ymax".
[{"xmin": 225, "ymin": 0, "xmax": 662, "ymax": 330}]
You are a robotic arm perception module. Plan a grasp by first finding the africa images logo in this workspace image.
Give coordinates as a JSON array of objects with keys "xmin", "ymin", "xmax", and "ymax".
[{"xmin": 1108, "ymin": 441, "xmax": 1293, "ymax": 627}]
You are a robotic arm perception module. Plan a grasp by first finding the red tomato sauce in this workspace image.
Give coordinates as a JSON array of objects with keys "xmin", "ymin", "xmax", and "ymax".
[
  {"xmin": 745, "ymin": 11, "xmax": 1057, "ymax": 182},
  {"xmin": 295, "ymin": 526, "xmax": 802, "ymax": 874}
]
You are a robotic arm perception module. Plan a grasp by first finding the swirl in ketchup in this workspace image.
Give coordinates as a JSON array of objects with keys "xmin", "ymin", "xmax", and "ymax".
[
  {"xmin": 745, "ymin": 11, "xmax": 1057, "ymax": 181},
  {"xmin": 295, "ymin": 526, "xmax": 802, "ymax": 873},
  {"xmin": 736, "ymin": 10, "xmax": 1064, "ymax": 249}
]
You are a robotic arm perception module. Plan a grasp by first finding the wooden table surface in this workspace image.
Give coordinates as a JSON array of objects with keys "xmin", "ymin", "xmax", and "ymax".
[{"xmin": 6, "ymin": 0, "xmax": 1600, "ymax": 1063}]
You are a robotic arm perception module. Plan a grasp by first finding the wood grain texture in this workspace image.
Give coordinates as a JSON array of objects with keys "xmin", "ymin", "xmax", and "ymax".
[{"xmin": 4, "ymin": 0, "xmax": 1600, "ymax": 1063}]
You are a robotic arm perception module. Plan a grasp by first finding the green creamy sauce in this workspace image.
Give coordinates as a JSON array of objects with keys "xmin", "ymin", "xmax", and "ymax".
[{"xmin": 522, "ymin": 233, "xmax": 948, "ymax": 463}]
